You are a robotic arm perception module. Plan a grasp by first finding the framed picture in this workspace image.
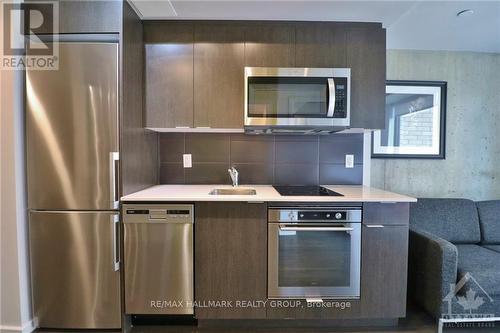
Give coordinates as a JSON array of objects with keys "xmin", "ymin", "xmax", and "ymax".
[{"xmin": 372, "ymin": 80, "xmax": 447, "ymax": 159}]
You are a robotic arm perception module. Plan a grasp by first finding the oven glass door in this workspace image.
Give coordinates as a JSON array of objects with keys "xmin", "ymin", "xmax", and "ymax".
[
  {"xmin": 248, "ymin": 77, "xmax": 332, "ymax": 118},
  {"xmin": 268, "ymin": 223, "xmax": 361, "ymax": 299}
]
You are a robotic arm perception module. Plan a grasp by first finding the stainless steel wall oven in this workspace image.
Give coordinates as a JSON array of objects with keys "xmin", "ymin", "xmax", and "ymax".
[{"xmin": 268, "ymin": 206, "xmax": 362, "ymax": 299}]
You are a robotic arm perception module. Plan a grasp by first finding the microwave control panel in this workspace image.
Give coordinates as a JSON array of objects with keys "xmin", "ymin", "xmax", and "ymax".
[{"xmin": 333, "ymin": 77, "xmax": 348, "ymax": 118}]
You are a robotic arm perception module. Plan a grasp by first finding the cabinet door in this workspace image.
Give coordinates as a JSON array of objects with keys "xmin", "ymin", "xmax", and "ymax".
[
  {"xmin": 347, "ymin": 27, "xmax": 386, "ymax": 129},
  {"xmin": 195, "ymin": 202, "xmax": 267, "ymax": 319},
  {"xmin": 34, "ymin": 1, "xmax": 122, "ymax": 34},
  {"xmin": 363, "ymin": 202, "xmax": 409, "ymax": 226},
  {"xmin": 244, "ymin": 23, "xmax": 295, "ymax": 67},
  {"xmin": 144, "ymin": 23, "xmax": 194, "ymax": 128},
  {"xmin": 194, "ymin": 24, "xmax": 245, "ymax": 128},
  {"xmin": 295, "ymin": 22, "xmax": 347, "ymax": 67},
  {"xmin": 360, "ymin": 224, "xmax": 408, "ymax": 318}
]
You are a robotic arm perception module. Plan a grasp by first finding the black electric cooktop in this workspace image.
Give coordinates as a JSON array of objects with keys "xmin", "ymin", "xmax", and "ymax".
[{"xmin": 273, "ymin": 185, "xmax": 344, "ymax": 197}]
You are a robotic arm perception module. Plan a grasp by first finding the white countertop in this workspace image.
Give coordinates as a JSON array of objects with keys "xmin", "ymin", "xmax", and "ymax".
[{"xmin": 121, "ymin": 185, "xmax": 417, "ymax": 203}]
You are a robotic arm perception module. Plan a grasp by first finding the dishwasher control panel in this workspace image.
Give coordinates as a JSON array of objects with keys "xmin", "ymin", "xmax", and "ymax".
[{"xmin": 122, "ymin": 204, "xmax": 194, "ymax": 224}]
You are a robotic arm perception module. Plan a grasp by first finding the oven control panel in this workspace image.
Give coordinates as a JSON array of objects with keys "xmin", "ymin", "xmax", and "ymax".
[
  {"xmin": 269, "ymin": 207, "xmax": 361, "ymax": 223},
  {"xmin": 297, "ymin": 211, "xmax": 346, "ymax": 221}
]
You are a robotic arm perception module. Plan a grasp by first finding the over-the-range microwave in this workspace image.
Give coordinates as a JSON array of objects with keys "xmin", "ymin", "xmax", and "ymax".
[{"xmin": 244, "ymin": 67, "xmax": 351, "ymax": 135}]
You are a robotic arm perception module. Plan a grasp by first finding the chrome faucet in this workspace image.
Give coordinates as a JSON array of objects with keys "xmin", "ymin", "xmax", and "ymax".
[{"xmin": 228, "ymin": 167, "xmax": 239, "ymax": 187}]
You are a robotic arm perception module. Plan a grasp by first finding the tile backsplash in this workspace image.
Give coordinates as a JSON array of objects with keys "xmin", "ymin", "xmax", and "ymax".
[{"xmin": 158, "ymin": 133, "xmax": 364, "ymax": 185}]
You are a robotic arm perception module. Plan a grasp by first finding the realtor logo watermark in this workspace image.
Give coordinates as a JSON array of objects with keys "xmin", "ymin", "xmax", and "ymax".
[
  {"xmin": 1, "ymin": 0, "xmax": 59, "ymax": 70},
  {"xmin": 441, "ymin": 272, "xmax": 496, "ymax": 329},
  {"xmin": 149, "ymin": 299, "xmax": 352, "ymax": 311}
]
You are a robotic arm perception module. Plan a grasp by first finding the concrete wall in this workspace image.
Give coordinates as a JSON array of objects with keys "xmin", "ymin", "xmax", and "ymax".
[{"xmin": 371, "ymin": 50, "xmax": 500, "ymax": 201}]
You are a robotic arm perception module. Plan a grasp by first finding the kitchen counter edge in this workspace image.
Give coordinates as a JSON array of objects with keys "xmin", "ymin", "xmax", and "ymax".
[{"xmin": 120, "ymin": 185, "xmax": 417, "ymax": 203}]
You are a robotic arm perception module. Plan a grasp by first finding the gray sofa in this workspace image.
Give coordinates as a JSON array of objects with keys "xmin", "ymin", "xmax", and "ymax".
[{"xmin": 409, "ymin": 198, "xmax": 500, "ymax": 319}]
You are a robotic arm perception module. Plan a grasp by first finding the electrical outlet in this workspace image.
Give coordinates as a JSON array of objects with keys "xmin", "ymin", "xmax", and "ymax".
[
  {"xmin": 183, "ymin": 154, "xmax": 192, "ymax": 168},
  {"xmin": 345, "ymin": 154, "xmax": 354, "ymax": 168}
]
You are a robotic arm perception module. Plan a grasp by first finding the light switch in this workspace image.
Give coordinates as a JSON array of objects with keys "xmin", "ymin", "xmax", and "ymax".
[
  {"xmin": 345, "ymin": 154, "xmax": 354, "ymax": 168},
  {"xmin": 183, "ymin": 154, "xmax": 192, "ymax": 168}
]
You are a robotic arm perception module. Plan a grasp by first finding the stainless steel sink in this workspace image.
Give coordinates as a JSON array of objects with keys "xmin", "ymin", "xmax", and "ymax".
[{"xmin": 209, "ymin": 188, "xmax": 257, "ymax": 195}]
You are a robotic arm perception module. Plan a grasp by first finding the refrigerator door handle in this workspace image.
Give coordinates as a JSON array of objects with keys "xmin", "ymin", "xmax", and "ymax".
[
  {"xmin": 109, "ymin": 152, "xmax": 119, "ymax": 209},
  {"xmin": 111, "ymin": 214, "xmax": 120, "ymax": 272}
]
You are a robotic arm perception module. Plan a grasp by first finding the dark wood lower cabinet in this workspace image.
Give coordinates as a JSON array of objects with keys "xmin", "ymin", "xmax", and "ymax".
[
  {"xmin": 363, "ymin": 202, "xmax": 409, "ymax": 226},
  {"xmin": 267, "ymin": 225, "xmax": 408, "ymax": 320},
  {"xmin": 194, "ymin": 201, "xmax": 409, "ymax": 321},
  {"xmin": 360, "ymin": 224, "xmax": 409, "ymax": 318},
  {"xmin": 194, "ymin": 202, "xmax": 267, "ymax": 319}
]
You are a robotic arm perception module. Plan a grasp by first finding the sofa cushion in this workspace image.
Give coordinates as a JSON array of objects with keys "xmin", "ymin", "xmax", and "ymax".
[
  {"xmin": 483, "ymin": 245, "xmax": 500, "ymax": 253},
  {"xmin": 476, "ymin": 200, "xmax": 500, "ymax": 244},
  {"xmin": 410, "ymin": 199, "xmax": 481, "ymax": 243},
  {"xmin": 455, "ymin": 245, "xmax": 500, "ymax": 296}
]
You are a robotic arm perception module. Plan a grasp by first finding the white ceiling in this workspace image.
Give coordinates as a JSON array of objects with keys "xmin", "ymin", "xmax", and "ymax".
[{"xmin": 129, "ymin": 0, "xmax": 500, "ymax": 53}]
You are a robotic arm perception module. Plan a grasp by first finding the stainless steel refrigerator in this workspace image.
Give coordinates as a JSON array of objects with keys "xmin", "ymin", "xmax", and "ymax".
[{"xmin": 26, "ymin": 40, "xmax": 121, "ymax": 329}]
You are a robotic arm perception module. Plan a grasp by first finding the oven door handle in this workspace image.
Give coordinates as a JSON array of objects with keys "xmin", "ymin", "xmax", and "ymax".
[
  {"xmin": 279, "ymin": 226, "xmax": 353, "ymax": 232},
  {"xmin": 327, "ymin": 78, "xmax": 336, "ymax": 117}
]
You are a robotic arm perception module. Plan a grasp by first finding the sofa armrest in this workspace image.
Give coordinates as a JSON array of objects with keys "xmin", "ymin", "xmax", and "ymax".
[{"xmin": 409, "ymin": 227, "xmax": 458, "ymax": 318}]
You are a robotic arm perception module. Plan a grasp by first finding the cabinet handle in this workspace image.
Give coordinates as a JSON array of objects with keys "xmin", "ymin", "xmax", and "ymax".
[{"xmin": 365, "ymin": 224, "xmax": 384, "ymax": 228}]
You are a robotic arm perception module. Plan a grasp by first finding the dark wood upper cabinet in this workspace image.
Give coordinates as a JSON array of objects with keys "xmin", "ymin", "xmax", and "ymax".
[
  {"xmin": 347, "ymin": 26, "xmax": 386, "ymax": 129},
  {"xmin": 295, "ymin": 22, "xmax": 347, "ymax": 67},
  {"xmin": 144, "ymin": 21, "xmax": 193, "ymax": 44},
  {"xmin": 34, "ymin": 1, "xmax": 122, "ymax": 34},
  {"xmin": 360, "ymin": 224, "xmax": 408, "ymax": 318},
  {"xmin": 121, "ymin": 3, "xmax": 159, "ymax": 196},
  {"xmin": 194, "ymin": 202, "xmax": 267, "ymax": 319},
  {"xmin": 244, "ymin": 23, "xmax": 295, "ymax": 67},
  {"xmin": 144, "ymin": 23, "xmax": 194, "ymax": 128},
  {"xmin": 143, "ymin": 21, "xmax": 387, "ymax": 130},
  {"xmin": 194, "ymin": 24, "xmax": 245, "ymax": 128}
]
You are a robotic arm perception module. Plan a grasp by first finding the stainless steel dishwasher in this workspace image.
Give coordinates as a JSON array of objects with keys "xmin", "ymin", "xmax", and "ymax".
[{"xmin": 123, "ymin": 204, "xmax": 194, "ymax": 315}]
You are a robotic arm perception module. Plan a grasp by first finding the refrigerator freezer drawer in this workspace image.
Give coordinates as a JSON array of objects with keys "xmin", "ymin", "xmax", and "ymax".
[
  {"xmin": 29, "ymin": 211, "xmax": 121, "ymax": 329},
  {"xmin": 124, "ymin": 208, "xmax": 194, "ymax": 315}
]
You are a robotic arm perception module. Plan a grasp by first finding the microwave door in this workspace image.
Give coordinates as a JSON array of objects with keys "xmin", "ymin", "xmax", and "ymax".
[{"xmin": 247, "ymin": 77, "xmax": 329, "ymax": 118}]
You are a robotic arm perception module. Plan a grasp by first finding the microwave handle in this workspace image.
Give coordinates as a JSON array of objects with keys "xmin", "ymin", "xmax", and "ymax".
[{"xmin": 327, "ymin": 78, "xmax": 336, "ymax": 117}]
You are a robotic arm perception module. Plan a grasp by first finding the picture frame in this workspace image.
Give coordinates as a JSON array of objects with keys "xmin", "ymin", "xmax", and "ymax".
[{"xmin": 372, "ymin": 80, "xmax": 447, "ymax": 159}]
